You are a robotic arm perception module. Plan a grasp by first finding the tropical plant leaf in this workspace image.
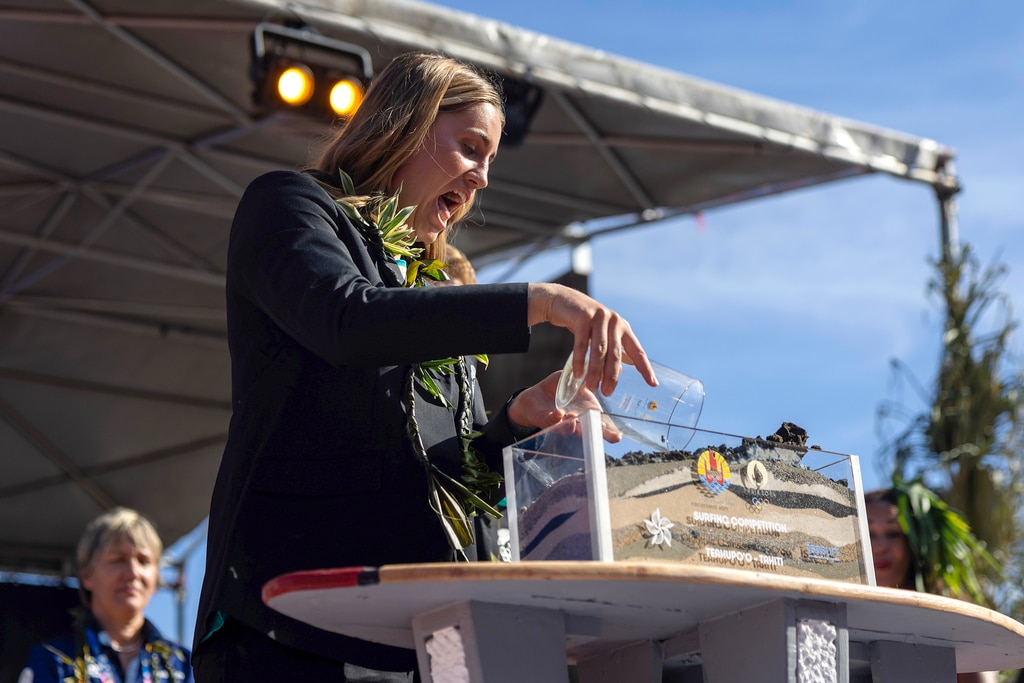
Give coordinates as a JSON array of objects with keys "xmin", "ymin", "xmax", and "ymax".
[
  {"xmin": 426, "ymin": 470, "xmax": 474, "ymax": 551},
  {"xmin": 381, "ymin": 208, "xmax": 416, "ymax": 239},
  {"xmin": 337, "ymin": 168, "xmax": 356, "ymax": 196},
  {"xmin": 433, "ymin": 465, "xmax": 501, "ymax": 519},
  {"xmin": 376, "ymin": 193, "xmax": 398, "ymax": 226},
  {"xmin": 404, "ymin": 260, "xmax": 423, "ymax": 287},
  {"xmin": 334, "ymin": 173, "xmax": 420, "ymax": 265},
  {"xmin": 336, "ymin": 199, "xmax": 366, "ymax": 225},
  {"xmin": 413, "ymin": 366, "xmax": 450, "ymax": 408},
  {"xmin": 420, "ymin": 358, "xmax": 459, "ymax": 371},
  {"xmin": 893, "ymin": 479, "xmax": 1001, "ymax": 604},
  {"xmin": 418, "ymin": 259, "xmax": 448, "ymax": 282}
]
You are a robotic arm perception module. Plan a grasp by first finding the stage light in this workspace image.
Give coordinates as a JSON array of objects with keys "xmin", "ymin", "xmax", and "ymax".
[
  {"xmin": 328, "ymin": 78, "xmax": 363, "ymax": 117},
  {"xmin": 251, "ymin": 22, "xmax": 372, "ymax": 121},
  {"xmin": 276, "ymin": 65, "xmax": 315, "ymax": 106}
]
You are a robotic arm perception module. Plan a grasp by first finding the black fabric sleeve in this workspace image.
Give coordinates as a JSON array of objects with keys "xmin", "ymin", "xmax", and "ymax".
[{"xmin": 227, "ymin": 171, "xmax": 531, "ymax": 367}]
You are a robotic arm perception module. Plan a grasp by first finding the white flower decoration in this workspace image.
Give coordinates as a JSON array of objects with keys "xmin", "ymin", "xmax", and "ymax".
[{"xmin": 643, "ymin": 508, "xmax": 674, "ymax": 547}]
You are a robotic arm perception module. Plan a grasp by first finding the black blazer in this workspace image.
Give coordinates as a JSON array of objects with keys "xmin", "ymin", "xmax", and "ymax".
[{"xmin": 194, "ymin": 170, "xmax": 532, "ymax": 669}]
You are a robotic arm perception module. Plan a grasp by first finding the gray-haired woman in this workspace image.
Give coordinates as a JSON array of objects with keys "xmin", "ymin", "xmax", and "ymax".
[{"xmin": 21, "ymin": 507, "xmax": 192, "ymax": 683}]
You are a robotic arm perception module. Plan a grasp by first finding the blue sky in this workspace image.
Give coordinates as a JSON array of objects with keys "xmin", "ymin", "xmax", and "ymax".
[{"xmin": 147, "ymin": 0, "xmax": 1024, "ymax": 647}]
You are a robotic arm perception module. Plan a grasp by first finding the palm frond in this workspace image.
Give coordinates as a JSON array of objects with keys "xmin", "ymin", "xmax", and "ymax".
[{"xmin": 894, "ymin": 479, "xmax": 1001, "ymax": 604}]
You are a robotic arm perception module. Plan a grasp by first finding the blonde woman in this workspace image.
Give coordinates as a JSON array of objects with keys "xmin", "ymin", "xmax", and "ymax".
[{"xmin": 193, "ymin": 51, "xmax": 653, "ymax": 681}]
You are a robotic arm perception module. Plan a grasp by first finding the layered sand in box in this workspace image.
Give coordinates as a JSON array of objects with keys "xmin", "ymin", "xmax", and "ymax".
[{"xmin": 518, "ymin": 450, "xmax": 867, "ymax": 583}]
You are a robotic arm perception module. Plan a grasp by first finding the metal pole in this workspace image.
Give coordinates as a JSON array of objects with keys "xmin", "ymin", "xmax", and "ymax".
[{"xmin": 935, "ymin": 158, "xmax": 961, "ymax": 263}]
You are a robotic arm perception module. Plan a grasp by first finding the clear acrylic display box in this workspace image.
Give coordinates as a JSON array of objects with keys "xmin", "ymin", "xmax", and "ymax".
[{"xmin": 502, "ymin": 410, "xmax": 875, "ymax": 585}]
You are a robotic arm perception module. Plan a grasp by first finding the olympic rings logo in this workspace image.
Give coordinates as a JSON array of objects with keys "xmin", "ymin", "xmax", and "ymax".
[{"xmin": 748, "ymin": 495, "xmax": 771, "ymax": 513}]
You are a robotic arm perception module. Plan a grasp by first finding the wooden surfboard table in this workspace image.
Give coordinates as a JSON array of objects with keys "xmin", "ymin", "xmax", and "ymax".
[{"xmin": 264, "ymin": 561, "xmax": 1024, "ymax": 682}]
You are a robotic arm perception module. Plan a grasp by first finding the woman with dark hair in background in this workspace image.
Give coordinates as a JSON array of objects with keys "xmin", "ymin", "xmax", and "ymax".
[
  {"xmin": 865, "ymin": 488, "xmax": 997, "ymax": 683},
  {"xmin": 864, "ymin": 488, "xmax": 915, "ymax": 590}
]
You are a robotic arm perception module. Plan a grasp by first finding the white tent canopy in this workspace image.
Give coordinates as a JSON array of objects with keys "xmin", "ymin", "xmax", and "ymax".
[{"xmin": 0, "ymin": 0, "xmax": 959, "ymax": 575}]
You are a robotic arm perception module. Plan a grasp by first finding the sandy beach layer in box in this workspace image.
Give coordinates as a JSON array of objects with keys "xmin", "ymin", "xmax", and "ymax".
[
  {"xmin": 605, "ymin": 457, "xmax": 866, "ymax": 582},
  {"xmin": 517, "ymin": 452, "xmax": 869, "ymax": 583}
]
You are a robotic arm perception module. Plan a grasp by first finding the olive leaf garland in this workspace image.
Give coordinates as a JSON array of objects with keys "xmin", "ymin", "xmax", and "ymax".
[{"xmin": 334, "ymin": 170, "xmax": 500, "ymax": 557}]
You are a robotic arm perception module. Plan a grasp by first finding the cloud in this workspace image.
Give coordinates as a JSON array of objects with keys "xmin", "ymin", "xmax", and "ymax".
[{"xmin": 588, "ymin": 177, "xmax": 940, "ymax": 356}]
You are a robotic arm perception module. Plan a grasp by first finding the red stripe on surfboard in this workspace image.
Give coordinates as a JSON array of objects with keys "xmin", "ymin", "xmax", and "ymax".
[{"xmin": 262, "ymin": 566, "xmax": 380, "ymax": 603}]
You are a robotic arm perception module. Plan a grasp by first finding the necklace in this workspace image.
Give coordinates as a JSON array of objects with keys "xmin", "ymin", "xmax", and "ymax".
[{"xmin": 110, "ymin": 638, "xmax": 141, "ymax": 654}]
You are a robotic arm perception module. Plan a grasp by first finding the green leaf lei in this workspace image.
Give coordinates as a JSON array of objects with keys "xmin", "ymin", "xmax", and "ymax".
[{"xmin": 334, "ymin": 170, "xmax": 502, "ymax": 558}]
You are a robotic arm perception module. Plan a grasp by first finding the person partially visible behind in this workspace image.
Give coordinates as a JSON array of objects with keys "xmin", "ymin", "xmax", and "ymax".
[
  {"xmin": 439, "ymin": 243, "xmax": 511, "ymax": 562},
  {"xmin": 20, "ymin": 507, "xmax": 192, "ymax": 683},
  {"xmin": 864, "ymin": 488, "xmax": 914, "ymax": 590},
  {"xmin": 443, "ymin": 244, "xmax": 476, "ymax": 285},
  {"xmin": 865, "ymin": 488, "xmax": 996, "ymax": 683}
]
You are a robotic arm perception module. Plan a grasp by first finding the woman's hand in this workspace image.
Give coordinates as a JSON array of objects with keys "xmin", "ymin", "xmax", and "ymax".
[
  {"xmin": 527, "ymin": 282, "xmax": 656, "ymax": 397},
  {"xmin": 507, "ymin": 371, "xmax": 624, "ymax": 443},
  {"xmin": 507, "ymin": 372, "xmax": 565, "ymax": 431}
]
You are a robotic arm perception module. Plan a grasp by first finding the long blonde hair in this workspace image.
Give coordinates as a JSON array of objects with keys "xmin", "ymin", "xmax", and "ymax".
[{"xmin": 312, "ymin": 51, "xmax": 504, "ymax": 262}]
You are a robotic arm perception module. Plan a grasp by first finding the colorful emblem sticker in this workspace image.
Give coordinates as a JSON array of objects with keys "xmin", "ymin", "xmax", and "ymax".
[
  {"xmin": 696, "ymin": 449, "xmax": 731, "ymax": 495},
  {"xmin": 804, "ymin": 543, "xmax": 840, "ymax": 563}
]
